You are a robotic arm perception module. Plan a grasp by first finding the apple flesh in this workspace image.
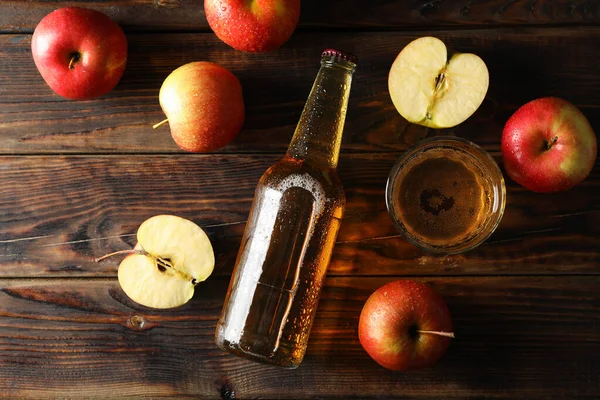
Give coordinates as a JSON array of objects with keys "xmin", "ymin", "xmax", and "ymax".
[
  {"xmin": 205, "ymin": 0, "xmax": 301, "ymax": 52},
  {"xmin": 104, "ymin": 215, "xmax": 215, "ymax": 309},
  {"xmin": 31, "ymin": 7, "xmax": 127, "ymax": 100},
  {"xmin": 358, "ymin": 280, "xmax": 453, "ymax": 372},
  {"xmin": 501, "ymin": 97, "xmax": 597, "ymax": 193},
  {"xmin": 388, "ymin": 36, "xmax": 489, "ymax": 128},
  {"xmin": 157, "ymin": 62, "xmax": 245, "ymax": 153}
]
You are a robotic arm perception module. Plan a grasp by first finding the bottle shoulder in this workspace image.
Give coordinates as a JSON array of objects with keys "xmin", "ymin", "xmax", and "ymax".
[{"xmin": 259, "ymin": 157, "xmax": 345, "ymax": 200}]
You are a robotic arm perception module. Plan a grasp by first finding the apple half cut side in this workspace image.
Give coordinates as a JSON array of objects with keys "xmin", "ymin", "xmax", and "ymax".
[
  {"xmin": 99, "ymin": 215, "xmax": 215, "ymax": 309},
  {"xmin": 388, "ymin": 36, "xmax": 489, "ymax": 129}
]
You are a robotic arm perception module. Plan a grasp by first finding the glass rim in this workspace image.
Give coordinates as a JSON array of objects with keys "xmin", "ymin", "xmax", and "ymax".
[{"xmin": 385, "ymin": 135, "xmax": 506, "ymax": 255}]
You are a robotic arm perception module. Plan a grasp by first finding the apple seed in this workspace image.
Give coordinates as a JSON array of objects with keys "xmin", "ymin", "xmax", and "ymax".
[{"xmin": 153, "ymin": 255, "xmax": 197, "ymax": 285}]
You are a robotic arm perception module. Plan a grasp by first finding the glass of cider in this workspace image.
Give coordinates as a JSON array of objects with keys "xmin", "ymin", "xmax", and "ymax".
[{"xmin": 386, "ymin": 136, "xmax": 506, "ymax": 254}]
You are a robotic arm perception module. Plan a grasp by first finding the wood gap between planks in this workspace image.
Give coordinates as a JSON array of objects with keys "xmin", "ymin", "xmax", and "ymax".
[
  {"xmin": 2, "ymin": 22, "xmax": 600, "ymax": 35},
  {"xmin": 0, "ymin": 151, "xmax": 411, "ymax": 157},
  {"xmin": 0, "ymin": 273, "xmax": 599, "ymax": 281}
]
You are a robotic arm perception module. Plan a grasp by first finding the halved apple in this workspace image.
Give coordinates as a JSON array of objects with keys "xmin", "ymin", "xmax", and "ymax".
[
  {"xmin": 116, "ymin": 215, "xmax": 215, "ymax": 309},
  {"xmin": 388, "ymin": 36, "xmax": 489, "ymax": 128}
]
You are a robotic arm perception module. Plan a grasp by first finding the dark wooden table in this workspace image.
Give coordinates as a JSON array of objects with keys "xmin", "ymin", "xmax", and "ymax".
[{"xmin": 0, "ymin": 1, "xmax": 599, "ymax": 399}]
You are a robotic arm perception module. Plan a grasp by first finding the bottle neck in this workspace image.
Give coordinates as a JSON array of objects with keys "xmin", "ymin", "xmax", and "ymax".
[{"xmin": 286, "ymin": 56, "xmax": 355, "ymax": 169}]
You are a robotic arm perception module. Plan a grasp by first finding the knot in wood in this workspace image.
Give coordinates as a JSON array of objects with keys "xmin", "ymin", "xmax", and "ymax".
[
  {"xmin": 220, "ymin": 383, "xmax": 236, "ymax": 400},
  {"xmin": 129, "ymin": 315, "xmax": 146, "ymax": 330}
]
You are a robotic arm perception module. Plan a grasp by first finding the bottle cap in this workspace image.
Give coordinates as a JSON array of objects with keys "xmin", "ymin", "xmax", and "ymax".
[{"xmin": 321, "ymin": 49, "xmax": 358, "ymax": 64}]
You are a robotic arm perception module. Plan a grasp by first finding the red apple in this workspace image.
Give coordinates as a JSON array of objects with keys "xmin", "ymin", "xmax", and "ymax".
[
  {"xmin": 501, "ymin": 97, "xmax": 597, "ymax": 193},
  {"xmin": 358, "ymin": 280, "xmax": 453, "ymax": 372},
  {"xmin": 156, "ymin": 62, "xmax": 245, "ymax": 153},
  {"xmin": 204, "ymin": 0, "xmax": 301, "ymax": 53},
  {"xmin": 31, "ymin": 7, "xmax": 128, "ymax": 100}
]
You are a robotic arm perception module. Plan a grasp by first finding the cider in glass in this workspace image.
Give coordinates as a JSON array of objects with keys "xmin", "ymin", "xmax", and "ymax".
[{"xmin": 386, "ymin": 136, "xmax": 505, "ymax": 254}]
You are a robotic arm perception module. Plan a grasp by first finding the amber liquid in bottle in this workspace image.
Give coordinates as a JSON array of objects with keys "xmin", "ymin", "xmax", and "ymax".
[{"xmin": 215, "ymin": 50, "xmax": 357, "ymax": 368}]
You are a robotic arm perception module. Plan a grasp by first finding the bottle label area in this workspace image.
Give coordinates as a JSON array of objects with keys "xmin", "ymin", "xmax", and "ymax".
[{"xmin": 220, "ymin": 181, "xmax": 318, "ymax": 358}]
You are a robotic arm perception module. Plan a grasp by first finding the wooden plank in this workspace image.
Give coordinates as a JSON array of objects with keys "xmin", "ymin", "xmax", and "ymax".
[
  {"xmin": 1, "ymin": 0, "xmax": 599, "ymax": 33},
  {"xmin": 0, "ymin": 154, "xmax": 597, "ymax": 278},
  {"xmin": 1, "ymin": 29, "xmax": 600, "ymax": 154},
  {"xmin": 0, "ymin": 276, "xmax": 596, "ymax": 399},
  {"xmin": 0, "ymin": 0, "xmax": 207, "ymax": 33}
]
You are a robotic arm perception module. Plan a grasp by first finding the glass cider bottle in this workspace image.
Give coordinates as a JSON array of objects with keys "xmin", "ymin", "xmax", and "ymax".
[{"xmin": 215, "ymin": 49, "xmax": 357, "ymax": 368}]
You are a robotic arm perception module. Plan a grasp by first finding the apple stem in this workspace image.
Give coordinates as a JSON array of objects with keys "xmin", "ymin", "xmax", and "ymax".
[
  {"xmin": 68, "ymin": 53, "xmax": 80, "ymax": 70},
  {"xmin": 94, "ymin": 249, "xmax": 145, "ymax": 263},
  {"xmin": 417, "ymin": 330, "xmax": 455, "ymax": 338},
  {"xmin": 153, "ymin": 119, "xmax": 169, "ymax": 129},
  {"xmin": 546, "ymin": 135, "xmax": 558, "ymax": 150}
]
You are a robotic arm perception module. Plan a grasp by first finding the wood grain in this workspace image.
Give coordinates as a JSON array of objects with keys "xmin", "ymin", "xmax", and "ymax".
[
  {"xmin": 0, "ymin": 154, "xmax": 597, "ymax": 278},
  {"xmin": 1, "ymin": 1, "xmax": 598, "ymax": 399},
  {"xmin": 1, "ymin": 29, "xmax": 600, "ymax": 154},
  {"xmin": 1, "ymin": 0, "xmax": 599, "ymax": 33},
  {"xmin": 0, "ymin": 276, "xmax": 597, "ymax": 399}
]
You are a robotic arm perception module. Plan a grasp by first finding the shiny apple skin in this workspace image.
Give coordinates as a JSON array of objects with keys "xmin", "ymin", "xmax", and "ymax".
[
  {"xmin": 205, "ymin": 0, "xmax": 301, "ymax": 52},
  {"xmin": 501, "ymin": 97, "xmax": 597, "ymax": 193},
  {"xmin": 358, "ymin": 280, "xmax": 453, "ymax": 372},
  {"xmin": 159, "ymin": 62, "xmax": 245, "ymax": 153},
  {"xmin": 31, "ymin": 7, "xmax": 128, "ymax": 100}
]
